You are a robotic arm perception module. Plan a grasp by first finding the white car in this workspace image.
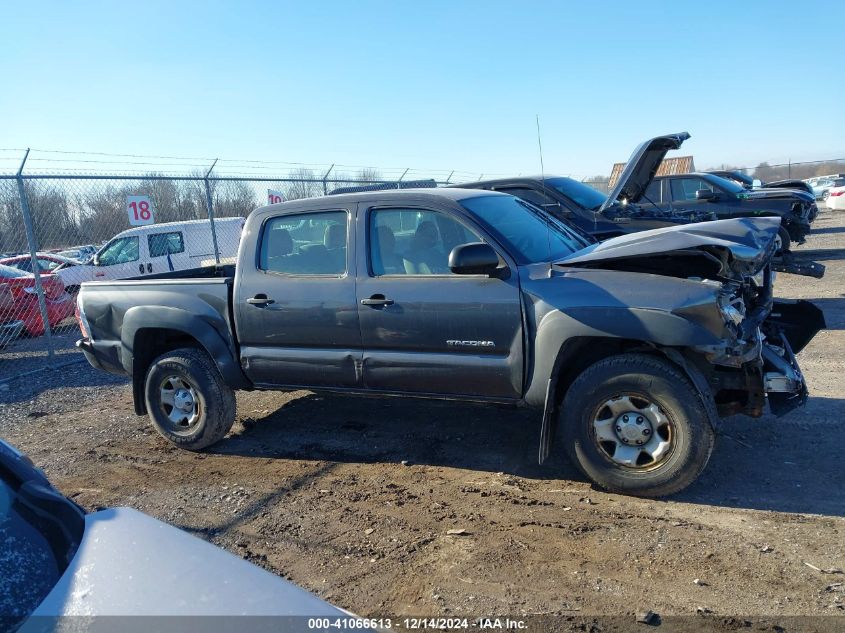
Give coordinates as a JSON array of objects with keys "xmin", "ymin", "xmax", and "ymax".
[
  {"xmin": 827, "ymin": 184, "xmax": 845, "ymax": 210},
  {"xmin": 806, "ymin": 175, "xmax": 845, "ymax": 201}
]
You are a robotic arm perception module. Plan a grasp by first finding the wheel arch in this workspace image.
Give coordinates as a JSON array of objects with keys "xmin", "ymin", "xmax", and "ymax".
[
  {"xmin": 121, "ymin": 307, "xmax": 249, "ymax": 415},
  {"xmin": 538, "ymin": 337, "xmax": 718, "ymax": 463}
]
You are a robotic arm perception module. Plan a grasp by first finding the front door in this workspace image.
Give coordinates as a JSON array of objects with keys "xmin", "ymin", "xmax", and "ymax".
[
  {"xmin": 92, "ymin": 235, "xmax": 141, "ymax": 280},
  {"xmin": 355, "ymin": 202, "xmax": 523, "ymax": 399},
  {"xmin": 235, "ymin": 207, "xmax": 362, "ymax": 388}
]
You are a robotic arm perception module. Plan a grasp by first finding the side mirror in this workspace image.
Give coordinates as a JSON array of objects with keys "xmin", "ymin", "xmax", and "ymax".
[
  {"xmin": 695, "ymin": 189, "xmax": 716, "ymax": 200},
  {"xmin": 448, "ymin": 242, "xmax": 499, "ymax": 275}
]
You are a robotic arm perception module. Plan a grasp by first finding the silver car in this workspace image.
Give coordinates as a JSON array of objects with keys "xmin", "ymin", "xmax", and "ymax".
[{"xmin": 0, "ymin": 439, "xmax": 348, "ymax": 629}]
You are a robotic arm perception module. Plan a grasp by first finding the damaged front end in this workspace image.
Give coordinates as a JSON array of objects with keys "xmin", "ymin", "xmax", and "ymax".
[
  {"xmin": 692, "ymin": 264, "xmax": 825, "ymax": 418},
  {"xmin": 555, "ymin": 216, "xmax": 826, "ymax": 419}
]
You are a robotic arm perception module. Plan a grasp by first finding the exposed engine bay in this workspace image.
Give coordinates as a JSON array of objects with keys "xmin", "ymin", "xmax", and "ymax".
[{"xmin": 554, "ymin": 217, "xmax": 826, "ymax": 419}]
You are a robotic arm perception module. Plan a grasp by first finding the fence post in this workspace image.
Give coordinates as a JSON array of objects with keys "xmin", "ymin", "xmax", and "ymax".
[
  {"xmin": 322, "ymin": 164, "xmax": 334, "ymax": 195},
  {"xmin": 15, "ymin": 149, "xmax": 55, "ymax": 360},
  {"xmin": 203, "ymin": 159, "xmax": 221, "ymax": 265}
]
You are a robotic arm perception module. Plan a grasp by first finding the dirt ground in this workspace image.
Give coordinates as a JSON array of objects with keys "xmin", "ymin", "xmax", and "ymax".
[{"xmin": 1, "ymin": 207, "xmax": 844, "ymax": 628}]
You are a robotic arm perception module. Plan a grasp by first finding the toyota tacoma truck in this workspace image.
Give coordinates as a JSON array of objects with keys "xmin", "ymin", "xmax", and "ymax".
[{"xmin": 75, "ymin": 189, "xmax": 824, "ymax": 497}]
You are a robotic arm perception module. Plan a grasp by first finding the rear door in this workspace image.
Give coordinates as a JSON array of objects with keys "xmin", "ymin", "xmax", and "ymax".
[
  {"xmin": 355, "ymin": 200, "xmax": 523, "ymax": 399},
  {"xmin": 146, "ymin": 230, "xmax": 189, "ymax": 273},
  {"xmin": 235, "ymin": 206, "xmax": 362, "ymax": 388}
]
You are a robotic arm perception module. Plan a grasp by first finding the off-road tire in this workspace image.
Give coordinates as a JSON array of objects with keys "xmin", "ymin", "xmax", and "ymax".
[
  {"xmin": 561, "ymin": 353, "xmax": 715, "ymax": 497},
  {"xmin": 144, "ymin": 347, "xmax": 236, "ymax": 450}
]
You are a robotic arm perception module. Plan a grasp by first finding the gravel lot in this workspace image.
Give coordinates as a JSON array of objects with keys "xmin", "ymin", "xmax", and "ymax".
[{"xmin": 1, "ymin": 205, "xmax": 844, "ymax": 627}]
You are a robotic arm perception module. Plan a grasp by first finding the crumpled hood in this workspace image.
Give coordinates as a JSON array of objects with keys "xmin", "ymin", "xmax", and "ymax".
[{"xmin": 555, "ymin": 216, "xmax": 780, "ymax": 276}]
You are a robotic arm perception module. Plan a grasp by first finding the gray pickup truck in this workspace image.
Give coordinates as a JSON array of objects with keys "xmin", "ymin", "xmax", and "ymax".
[{"xmin": 76, "ymin": 189, "xmax": 824, "ymax": 496}]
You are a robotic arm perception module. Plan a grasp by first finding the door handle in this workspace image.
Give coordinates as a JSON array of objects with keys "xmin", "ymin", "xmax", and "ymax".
[
  {"xmin": 361, "ymin": 295, "xmax": 394, "ymax": 307},
  {"xmin": 147, "ymin": 263, "xmax": 153, "ymax": 273},
  {"xmin": 138, "ymin": 264, "xmax": 145, "ymax": 274},
  {"xmin": 247, "ymin": 294, "xmax": 275, "ymax": 306}
]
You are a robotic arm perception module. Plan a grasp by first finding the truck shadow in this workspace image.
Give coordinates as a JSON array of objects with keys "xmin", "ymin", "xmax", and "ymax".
[{"xmin": 212, "ymin": 392, "xmax": 845, "ymax": 518}]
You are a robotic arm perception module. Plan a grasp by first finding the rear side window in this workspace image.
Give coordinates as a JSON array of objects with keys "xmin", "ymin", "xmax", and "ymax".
[
  {"xmin": 260, "ymin": 211, "xmax": 347, "ymax": 275},
  {"xmin": 148, "ymin": 232, "xmax": 185, "ymax": 258}
]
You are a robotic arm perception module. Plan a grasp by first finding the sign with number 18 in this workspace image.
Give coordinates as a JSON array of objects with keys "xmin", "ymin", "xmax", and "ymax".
[{"xmin": 127, "ymin": 195, "xmax": 155, "ymax": 226}]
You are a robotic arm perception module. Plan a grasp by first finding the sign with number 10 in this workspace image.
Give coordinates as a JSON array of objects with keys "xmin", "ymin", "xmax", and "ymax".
[{"xmin": 127, "ymin": 195, "xmax": 155, "ymax": 226}]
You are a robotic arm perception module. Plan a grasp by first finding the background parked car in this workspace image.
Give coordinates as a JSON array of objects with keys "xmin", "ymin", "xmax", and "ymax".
[
  {"xmin": 0, "ymin": 280, "xmax": 25, "ymax": 347},
  {"xmin": 0, "ymin": 438, "xmax": 348, "ymax": 628},
  {"xmin": 642, "ymin": 172, "xmax": 816, "ymax": 252},
  {"xmin": 826, "ymin": 181, "xmax": 845, "ymax": 210},
  {"xmin": 707, "ymin": 170, "xmax": 816, "ymax": 199},
  {"xmin": 806, "ymin": 175, "xmax": 845, "ymax": 201},
  {"xmin": 456, "ymin": 133, "xmax": 717, "ymax": 241},
  {"xmin": 0, "ymin": 264, "xmax": 73, "ymax": 336},
  {"xmin": 57, "ymin": 244, "xmax": 97, "ymax": 262},
  {"xmin": 0, "ymin": 253, "xmax": 91, "ymax": 294}
]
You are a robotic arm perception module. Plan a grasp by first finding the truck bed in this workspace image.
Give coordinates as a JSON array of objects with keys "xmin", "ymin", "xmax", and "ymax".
[{"xmin": 77, "ymin": 265, "xmax": 239, "ymax": 382}]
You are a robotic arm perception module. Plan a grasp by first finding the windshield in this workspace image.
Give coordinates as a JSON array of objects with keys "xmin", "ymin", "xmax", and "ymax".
[
  {"xmin": 0, "ymin": 478, "xmax": 61, "ymax": 627},
  {"xmin": 459, "ymin": 195, "xmax": 587, "ymax": 264},
  {"xmin": 0, "ymin": 264, "xmax": 29, "ymax": 278},
  {"xmin": 705, "ymin": 174, "xmax": 746, "ymax": 194},
  {"xmin": 545, "ymin": 177, "xmax": 608, "ymax": 210}
]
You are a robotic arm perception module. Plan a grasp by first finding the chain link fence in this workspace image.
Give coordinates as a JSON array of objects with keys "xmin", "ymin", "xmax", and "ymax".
[
  {"xmin": 0, "ymin": 155, "xmax": 481, "ymax": 377},
  {"xmin": 2, "ymin": 148, "xmax": 842, "ymax": 379}
]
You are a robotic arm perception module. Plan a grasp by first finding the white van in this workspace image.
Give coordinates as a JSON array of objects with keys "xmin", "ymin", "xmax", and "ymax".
[{"xmin": 83, "ymin": 218, "xmax": 245, "ymax": 282}]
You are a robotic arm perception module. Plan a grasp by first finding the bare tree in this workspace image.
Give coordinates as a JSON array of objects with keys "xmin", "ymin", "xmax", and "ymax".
[{"xmin": 284, "ymin": 168, "xmax": 323, "ymax": 201}]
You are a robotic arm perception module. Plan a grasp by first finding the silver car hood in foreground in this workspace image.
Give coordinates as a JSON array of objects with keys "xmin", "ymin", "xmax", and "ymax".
[
  {"xmin": 30, "ymin": 508, "xmax": 346, "ymax": 617},
  {"xmin": 555, "ymin": 217, "xmax": 780, "ymax": 274}
]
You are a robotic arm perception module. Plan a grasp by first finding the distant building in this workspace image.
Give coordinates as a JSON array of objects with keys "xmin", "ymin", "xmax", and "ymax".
[{"xmin": 607, "ymin": 156, "xmax": 695, "ymax": 189}]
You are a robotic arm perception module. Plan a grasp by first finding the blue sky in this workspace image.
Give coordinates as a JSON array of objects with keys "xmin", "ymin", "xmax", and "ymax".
[{"xmin": 1, "ymin": 0, "xmax": 843, "ymax": 179}]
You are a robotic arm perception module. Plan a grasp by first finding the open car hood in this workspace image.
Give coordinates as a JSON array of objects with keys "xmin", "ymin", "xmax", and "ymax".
[
  {"xmin": 555, "ymin": 217, "xmax": 780, "ymax": 279},
  {"xmin": 598, "ymin": 132, "xmax": 691, "ymax": 213}
]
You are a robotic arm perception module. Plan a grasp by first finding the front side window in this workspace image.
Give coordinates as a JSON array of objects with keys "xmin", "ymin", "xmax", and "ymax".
[
  {"xmin": 643, "ymin": 180, "xmax": 662, "ymax": 203},
  {"xmin": 97, "ymin": 236, "xmax": 139, "ymax": 266},
  {"xmin": 148, "ymin": 232, "xmax": 185, "ymax": 258},
  {"xmin": 260, "ymin": 210, "xmax": 347, "ymax": 275},
  {"xmin": 369, "ymin": 208, "xmax": 483, "ymax": 276},
  {"xmin": 670, "ymin": 177, "xmax": 715, "ymax": 201}
]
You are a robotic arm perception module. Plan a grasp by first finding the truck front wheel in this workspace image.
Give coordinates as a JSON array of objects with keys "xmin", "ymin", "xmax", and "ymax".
[
  {"xmin": 560, "ymin": 353, "xmax": 715, "ymax": 497},
  {"xmin": 144, "ymin": 347, "xmax": 236, "ymax": 450}
]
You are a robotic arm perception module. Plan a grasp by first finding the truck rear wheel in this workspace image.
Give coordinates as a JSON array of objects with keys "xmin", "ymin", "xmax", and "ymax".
[
  {"xmin": 144, "ymin": 347, "xmax": 236, "ymax": 451},
  {"xmin": 560, "ymin": 353, "xmax": 715, "ymax": 497}
]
